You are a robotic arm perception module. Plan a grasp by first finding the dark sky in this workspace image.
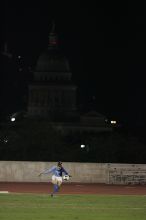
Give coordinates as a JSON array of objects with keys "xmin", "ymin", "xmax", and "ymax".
[{"xmin": 1, "ymin": 2, "xmax": 146, "ymax": 129}]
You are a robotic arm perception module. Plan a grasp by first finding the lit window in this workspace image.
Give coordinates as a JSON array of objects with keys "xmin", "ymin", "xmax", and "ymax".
[{"xmin": 111, "ymin": 120, "xmax": 117, "ymax": 124}]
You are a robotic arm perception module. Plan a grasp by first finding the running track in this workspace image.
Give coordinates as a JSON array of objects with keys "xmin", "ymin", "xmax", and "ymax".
[{"xmin": 0, "ymin": 182, "xmax": 146, "ymax": 195}]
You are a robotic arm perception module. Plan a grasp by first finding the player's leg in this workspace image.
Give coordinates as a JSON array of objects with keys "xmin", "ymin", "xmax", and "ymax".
[
  {"xmin": 51, "ymin": 176, "xmax": 62, "ymax": 196},
  {"xmin": 56, "ymin": 177, "xmax": 63, "ymax": 192},
  {"xmin": 53, "ymin": 184, "xmax": 59, "ymax": 193},
  {"xmin": 51, "ymin": 175, "xmax": 58, "ymax": 196},
  {"xmin": 53, "ymin": 178, "xmax": 62, "ymax": 193}
]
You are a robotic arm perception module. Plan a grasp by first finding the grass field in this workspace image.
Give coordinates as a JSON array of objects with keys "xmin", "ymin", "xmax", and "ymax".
[{"xmin": 0, "ymin": 193, "xmax": 146, "ymax": 220}]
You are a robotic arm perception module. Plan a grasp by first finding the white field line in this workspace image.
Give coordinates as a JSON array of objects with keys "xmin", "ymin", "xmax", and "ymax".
[{"xmin": 0, "ymin": 191, "xmax": 9, "ymax": 194}]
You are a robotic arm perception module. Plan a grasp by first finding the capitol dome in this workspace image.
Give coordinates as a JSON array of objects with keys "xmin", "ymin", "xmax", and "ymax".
[
  {"xmin": 35, "ymin": 48, "xmax": 70, "ymax": 72},
  {"xmin": 35, "ymin": 23, "xmax": 70, "ymax": 73}
]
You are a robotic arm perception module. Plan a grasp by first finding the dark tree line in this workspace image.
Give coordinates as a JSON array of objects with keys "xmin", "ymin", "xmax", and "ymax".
[{"xmin": 0, "ymin": 119, "xmax": 146, "ymax": 163}]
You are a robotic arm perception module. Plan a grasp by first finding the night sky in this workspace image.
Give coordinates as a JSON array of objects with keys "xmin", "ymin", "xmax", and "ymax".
[{"xmin": 1, "ymin": 2, "xmax": 146, "ymax": 131}]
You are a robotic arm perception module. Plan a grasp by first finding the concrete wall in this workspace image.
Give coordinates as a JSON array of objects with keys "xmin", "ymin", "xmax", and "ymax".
[{"xmin": 0, "ymin": 161, "xmax": 146, "ymax": 184}]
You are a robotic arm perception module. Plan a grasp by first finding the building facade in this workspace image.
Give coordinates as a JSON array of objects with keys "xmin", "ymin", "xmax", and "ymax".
[
  {"xmin": 28, "ymin": 26, "xmax": 77, "ymax": 121},
  {"xmin": 27, "ymin": 25, "xmax": 112, "ymax": 133}
]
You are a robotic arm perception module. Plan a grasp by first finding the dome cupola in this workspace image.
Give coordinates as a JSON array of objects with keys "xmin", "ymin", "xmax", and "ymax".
[{"xmin": 34, "ymin": 22, "xmax": 71, "ymax": 81}]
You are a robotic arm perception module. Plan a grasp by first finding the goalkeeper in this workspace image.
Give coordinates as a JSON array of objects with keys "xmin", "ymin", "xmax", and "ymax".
[{"xmin": 39, "ymin": 161, "xmax": 71, "ymax": 197}]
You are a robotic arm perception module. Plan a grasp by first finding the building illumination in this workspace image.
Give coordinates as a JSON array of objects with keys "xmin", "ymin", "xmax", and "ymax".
[
  {"xmin": 11, "ymin": 117, "xmax": 16, "ymax": 122},
  {"xmin": 111, "ymin": 120, "xmax": 117, "ymax": 124}
]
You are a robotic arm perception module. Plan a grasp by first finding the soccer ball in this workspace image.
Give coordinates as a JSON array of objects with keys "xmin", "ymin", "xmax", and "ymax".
[{"xmin": 63, "ymin": 175, "xmax": 70, "ymax": 181}]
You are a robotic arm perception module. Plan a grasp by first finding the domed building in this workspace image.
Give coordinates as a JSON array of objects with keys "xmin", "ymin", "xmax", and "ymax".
[
  {"xmin": 27, "ymin": 24, "xmax": 113, "ymax": 133},
  {"xmin": 28, "ymin": 25, "xmax": 77, "ymax": 121}
]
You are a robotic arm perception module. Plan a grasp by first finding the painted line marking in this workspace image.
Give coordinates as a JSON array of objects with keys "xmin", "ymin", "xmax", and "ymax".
[{"xmin": 0, "ymin": 191, "xmax": 9, "ymax": 194}]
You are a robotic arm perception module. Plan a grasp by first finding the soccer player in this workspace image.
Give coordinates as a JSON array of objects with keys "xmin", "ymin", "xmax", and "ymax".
[{"xmin": 38, "ymin": 161, "xmax": 70, "ymax": 197}]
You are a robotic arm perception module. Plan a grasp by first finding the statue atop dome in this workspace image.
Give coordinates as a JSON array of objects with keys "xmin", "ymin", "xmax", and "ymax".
[{"xmin": 48, "ymin": 21, "xmax": 58, "ymax": 48}]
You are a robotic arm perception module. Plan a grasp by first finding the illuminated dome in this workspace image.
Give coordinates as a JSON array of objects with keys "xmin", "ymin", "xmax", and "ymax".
[
  {"xmin": 33, "ymin": 23, "xmax": 72, "ymax": 82},
  {"xmin": 35, "ymin": 22, "xmax": 70, "ymax": 73},
  {"xmin": 35, "ymin": 49, "xmax": 70, "ymax": 72}
]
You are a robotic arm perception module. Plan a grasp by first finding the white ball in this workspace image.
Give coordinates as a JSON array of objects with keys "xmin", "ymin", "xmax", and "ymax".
[{"xmin": 63, "ymin": 175, "xmax": 69, "ymax": 181}]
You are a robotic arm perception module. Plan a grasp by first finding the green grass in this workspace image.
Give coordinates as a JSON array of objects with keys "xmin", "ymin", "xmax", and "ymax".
[{"xmin": 0, "ymin": 193, "xmax": 146, "ymax": 220}]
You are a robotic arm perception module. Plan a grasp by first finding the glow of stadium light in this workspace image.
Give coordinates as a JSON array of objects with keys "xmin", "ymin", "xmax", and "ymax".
[
  {"xmin": 11, "ymin": 117, "xmax": 16, "ymax": 122},
  {"xmin": 81, "ymin": 144, "xmax": 85, "ymax": 148},
  {"xmin": 111, "ymin": 120, "xmax": 117, "ymax": 124}
]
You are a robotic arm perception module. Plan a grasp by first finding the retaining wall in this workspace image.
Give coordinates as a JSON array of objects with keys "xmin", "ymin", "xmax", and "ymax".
[{"xmin": 0, "ymin": 161, "xmax": 146, "ymax": 184}]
